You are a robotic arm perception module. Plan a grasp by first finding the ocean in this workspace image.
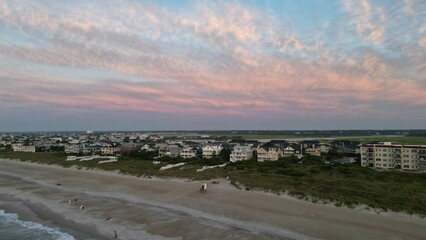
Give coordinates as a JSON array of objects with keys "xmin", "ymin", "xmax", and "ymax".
[{"xmin": 0, "ymin": 209, "xmax": 75, "ymax": 240}]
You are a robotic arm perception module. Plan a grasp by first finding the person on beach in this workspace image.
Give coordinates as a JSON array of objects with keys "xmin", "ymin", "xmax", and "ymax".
[
  {"xmin": 200, "ymin": 183, "xmax": 207, "ymax": 192},
  {"xmin": 114, "ymin": 230, "xmax": 118, "ymax": 239}
]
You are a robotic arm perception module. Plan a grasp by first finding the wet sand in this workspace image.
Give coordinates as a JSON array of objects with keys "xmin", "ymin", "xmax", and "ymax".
[{"xmin": 0, "ymin": 158, "xmax": 425, "ymax": 239}]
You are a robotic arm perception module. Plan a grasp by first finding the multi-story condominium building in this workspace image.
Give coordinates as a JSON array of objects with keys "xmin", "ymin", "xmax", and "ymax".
[
  {"xmin": 257, "ymin": 145, "xmax": 283, "ymax": 161},
  {"xmin": 202, "ymin": 145, "xmax": 223, "ymax": 158},
  {"xmin": 230, "ymin": 145, "xmax": 253, "ymax": 162},
  {"xmin": 360, "ymin": 142, "xmax": 426, "ymax": 171},
  {"xmin": 180, "ymin": 146, "xmax": 200, "ymax": 159},
  {"xmin": 12, "ymin": 144, "xmax": 36, "ymax": 153}
]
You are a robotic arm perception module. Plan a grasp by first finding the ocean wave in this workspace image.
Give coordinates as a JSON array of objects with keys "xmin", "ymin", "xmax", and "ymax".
[{"xmin": 0, "ymin": 209, "xmax": 75, "ymax": 240}]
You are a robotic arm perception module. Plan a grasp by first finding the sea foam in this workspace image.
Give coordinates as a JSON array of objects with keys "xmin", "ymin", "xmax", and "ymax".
[{"xmin": 0, "ymin": 209, "xmax": 75, "ymax": 240}]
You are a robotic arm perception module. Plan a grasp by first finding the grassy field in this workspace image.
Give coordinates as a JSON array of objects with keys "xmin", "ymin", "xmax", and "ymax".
[
  {"xmin": 1, "ymin": 151, "xmax": 426, "ymax": 216},
  {"xmin": 225, "ymin": 158, "xmax": 426, "ymax": 215},
  {"xmin": 336, "ymin": 136, "xmax": 426, "ymax": 145},
  {"xmin": 206, "ymin": 134, "xmax": 299, "ymax": 139},
  {"xmin": 201, "ymin": 133, "xmax": 426, "ymax": 144}
]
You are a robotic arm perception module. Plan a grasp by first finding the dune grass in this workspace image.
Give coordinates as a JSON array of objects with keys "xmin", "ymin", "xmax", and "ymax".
[{"xmin": 1, "ymin": 150, "xmax": 426, "ymax": 216}]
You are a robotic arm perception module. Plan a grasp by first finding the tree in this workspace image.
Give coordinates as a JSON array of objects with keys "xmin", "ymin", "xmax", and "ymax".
[
  {"xmin": 219, "ymin": 148, "xmax": 231, "ymax": 161},
  {"xmin": 252, "ymin": 150, "xmax": 258, "ymax": 161}
]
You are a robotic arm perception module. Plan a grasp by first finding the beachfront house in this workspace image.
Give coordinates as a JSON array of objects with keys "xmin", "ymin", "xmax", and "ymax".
[
  {"xmin": 101, "ymin": 145, "xmax": 119, "ymax": 155},
  {"xmin": 319, "ymin": 144, "xmax": 331, "ymax": 153},
  {"xmin": 65, "ymin": 144, "xmax": 82, "ymax": 154},
  {"xmin": 257, "ymin": 144, "xmax": 283, "ymax": 161},
  {"xmin": 305, "ymin": 147, "xmax": 321, "ymax": 157},
  {"xmin": 230, "ymin": 145, "xmax": 253, "ymax": 162},
  {"xmin": 180, "ymin": 146, "xmax": 201, "ymax": 159},
  {"xmin": 202, "ymin": 145, "xmax": 223, "ymax": 158},
  {"xmin": 158, "ymin": 145, "xmax": 181, "ymax": 157},
  {"xmin": 12, "ymin": 144, "xmax": 36, "ymax": 153},
  {"xmin": 283, "ymin": 144, "xmax": 303, "ymax": 158},
  {"xmin": 141, "ymin": 143, "xmax": 157, "ymax": 152},
  {"xmin": 87, "ymin": 143, "xmax": 106, "ymax": 154}
]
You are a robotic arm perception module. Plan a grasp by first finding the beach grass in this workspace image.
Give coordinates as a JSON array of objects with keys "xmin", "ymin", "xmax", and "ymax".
[
  {"xmin": 1, "ymin": 150, "xmax": 426, "ymax": 216},
  {"xmin": 226, "ymin": 158, "xmax": 426, "ymax": 215}
]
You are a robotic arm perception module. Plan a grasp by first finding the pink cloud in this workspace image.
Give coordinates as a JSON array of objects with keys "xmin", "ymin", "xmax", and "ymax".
[{"xmin": 0, "ymin": 0, "xmax": 425, "ymax": 122}]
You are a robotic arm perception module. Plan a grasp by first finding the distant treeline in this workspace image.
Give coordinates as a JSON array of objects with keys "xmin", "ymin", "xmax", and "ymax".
[
  {"xmin": 195, "ymin": 130, "xmax": 426, "ymax": 137},
  {"xmin": 1, "ymin": 129, "xmax": 426, "ymax": 137}
]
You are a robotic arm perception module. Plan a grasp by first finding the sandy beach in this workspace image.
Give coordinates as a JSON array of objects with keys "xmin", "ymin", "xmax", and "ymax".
[{"xmin": 0, "ymin": 159, "xmax": 425, "ymax": 240}]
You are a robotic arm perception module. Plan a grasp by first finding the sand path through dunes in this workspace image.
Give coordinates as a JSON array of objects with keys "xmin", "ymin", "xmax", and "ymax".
[{"xmin": 1, "ymin": 159, "xmax": 425, "ymax": 240}]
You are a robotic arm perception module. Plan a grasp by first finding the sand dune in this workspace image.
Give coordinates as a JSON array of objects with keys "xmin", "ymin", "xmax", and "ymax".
[{"xmin": 0, "ymin": 158, "xmax": 425, "ymax": 240}]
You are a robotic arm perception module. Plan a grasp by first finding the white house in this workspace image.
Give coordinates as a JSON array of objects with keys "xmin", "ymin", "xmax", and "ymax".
[
  {"xmin": 230, "ymin": 145, "xmax": 253, "ymax": 162},
  {"xmin": 283, "ymin": 144, "xmax": 303, "ymax": 158},
  {"xmin": 180, "ymin": 146, "xmax": 200, "ymax": 159},
  {"xmin": 283, "ymin": 146, "xmax": 295, "ymax": 157},
  {"xmin": 12, "ymin": 144, "xmax": 36, "ymax": 153},
  {"xmin": 65, "ymin": 144, "xmax": 81, "ymax": 154},
  {"xmin": 202, "ymin": 145, "xmax": 223, "ymax": 158},
  {"xmin": 141, "ymin": 143, "xmax": 157, "ymax": 152},
  {"xmin": 319, "ymin": 144, "xmax": 331, "ymax": 153}
]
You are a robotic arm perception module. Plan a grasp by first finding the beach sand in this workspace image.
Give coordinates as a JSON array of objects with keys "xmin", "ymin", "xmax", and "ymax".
[{"xmin": 1, "ymin": 158, "xmax": 425, "ymax": 240}]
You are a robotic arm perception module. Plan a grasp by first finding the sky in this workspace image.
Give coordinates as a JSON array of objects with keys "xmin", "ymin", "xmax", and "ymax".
[{"xmin": 0, "ymin": 0, "xmax": 426, "ymax": 131}]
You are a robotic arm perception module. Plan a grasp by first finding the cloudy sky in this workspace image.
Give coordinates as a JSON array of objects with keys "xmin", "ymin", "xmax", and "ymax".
[{"xmin": 0, "ymin": 0, "xmax": 425, "ymax": 131}]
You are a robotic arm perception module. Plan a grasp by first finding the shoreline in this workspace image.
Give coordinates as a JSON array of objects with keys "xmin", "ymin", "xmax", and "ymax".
[
  {"xmin": 2, "ymin": 157, "xmax": 424, "ymax": 219},
  {"xmin": 0, "ymin": 194, "xmax": 106, "ymax": 240},
  {"xmin": 1, "ymin": 158, "xmax": 426, "ymax": 239}
]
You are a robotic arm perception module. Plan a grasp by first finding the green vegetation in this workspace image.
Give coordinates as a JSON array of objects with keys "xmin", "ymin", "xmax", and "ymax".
[
  {"xmin": 207, "ymin": 134, "xmax": 298, "ymax": 139},
  {"xmin": 205, "ymin": 133, "xmax": 426, "ymax": 144},
  {"xmin": 226, "ymin": 156, "xmax": 426, "ymax": 215},
  {"xmin": 1, "ymin": 150, "xmax": 426, "ymax": 216},
  {"xmin": 337, "ymin": 136, "xmax": 426, "ymax": 145}
]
